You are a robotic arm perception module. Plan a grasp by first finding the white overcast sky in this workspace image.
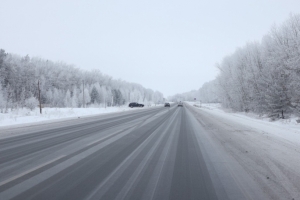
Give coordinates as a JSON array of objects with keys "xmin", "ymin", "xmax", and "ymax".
[{"xmin": 1, "ymin": 0, "xmax": 300, "ymax": 97}]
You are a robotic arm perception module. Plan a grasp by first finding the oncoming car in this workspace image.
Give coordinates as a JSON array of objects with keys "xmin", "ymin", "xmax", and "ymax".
[
  {"xmin": 128, "ymin": 102, "xmax": 144, "ymax": 108},
  {"xmin": 164, "ymin": 103, "xmax": 170, "ymax": 107}
]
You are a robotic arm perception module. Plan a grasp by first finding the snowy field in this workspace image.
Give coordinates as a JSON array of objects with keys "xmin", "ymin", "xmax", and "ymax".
[
  {"xmin": 0, "ymin": 106, "xmax": 154, "ymax": 127},
  {"xmin": 187, "ymin": 102, "xmax": 300, "ymax": 144}
]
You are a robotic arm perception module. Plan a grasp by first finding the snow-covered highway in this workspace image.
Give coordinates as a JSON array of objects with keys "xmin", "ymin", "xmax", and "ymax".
[{"xmin": 0, "ymin": 103, "xmax": 299, "ymax": 200}]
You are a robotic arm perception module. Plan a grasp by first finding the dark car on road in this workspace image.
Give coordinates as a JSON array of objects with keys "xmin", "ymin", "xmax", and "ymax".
[
  {"xmin": 164, "ymin": 103, "xmax": 170, "ymax": 107},
  {"xmin": 178, "ymin": 102, "xmax": 183, "ymax": 107},
  {"xmin": 129, "ymin": 102, "xmax": 144, "ymax": 108}
]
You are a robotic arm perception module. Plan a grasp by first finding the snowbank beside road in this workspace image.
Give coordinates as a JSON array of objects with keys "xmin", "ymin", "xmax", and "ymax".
[
  {"xmin": 187, "ymin": 102, "xmax": 300, "ymax": 199},
  {"xmin": 0, "ymin": 106, "xmax": 147, "ymax": 127},
  {"xmin": 187, "ymin": 102, "xmax": 300, "ymax": 144}
]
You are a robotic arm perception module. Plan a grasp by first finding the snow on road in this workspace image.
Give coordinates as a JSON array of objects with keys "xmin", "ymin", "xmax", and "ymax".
[
  {"xmin": 187, "ymin": 102, "xmax": 300, "ymax": 200},
  {"xmin": 188, "ymin": 102, "xmax": 300, "ymax": 145}
]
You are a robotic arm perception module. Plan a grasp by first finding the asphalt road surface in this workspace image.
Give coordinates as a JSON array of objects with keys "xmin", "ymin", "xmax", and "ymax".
[{"xmin": 0, "ymin": 104, "xmax": 271, "ymax": 200}]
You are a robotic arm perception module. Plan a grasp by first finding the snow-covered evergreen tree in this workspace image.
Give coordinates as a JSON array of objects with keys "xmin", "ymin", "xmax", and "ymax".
[{"xmin": 90, "ymin": 86, "xmax": 100, "ymax": 104}]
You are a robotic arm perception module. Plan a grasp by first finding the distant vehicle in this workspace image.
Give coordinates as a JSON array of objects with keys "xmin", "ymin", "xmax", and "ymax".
[
  {"xmin": 164, "ymin": 103, "xmax": 170, "ymax": 107},
  {"xmin": 129, "ymin": 102, "xmax": 144, "ymax": 108},
  {"xmin": 178, "ymin": 102, "xmax": 183, "ymax": 107}
]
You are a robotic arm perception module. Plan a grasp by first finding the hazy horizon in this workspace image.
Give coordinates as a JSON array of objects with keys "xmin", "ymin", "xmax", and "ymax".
[{"xmin": 1, "ymin": 0, "xmax": 300, "ymax": 97}]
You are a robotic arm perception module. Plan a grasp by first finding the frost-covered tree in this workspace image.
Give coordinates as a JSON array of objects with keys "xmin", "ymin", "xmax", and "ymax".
[
  {"xmin": 112, "ymin": 89, "xmax": 123, "ymax": 106},
  {"xmin": 0, "ymin": 47, "xmax": 163, "ymax": 110},
  {"xmin": 71, "ymin": 86, "xmax": 78, "ymax": 107},
  {"xmin": 90, "ymin": 86, "xmax": 100, "ymax": 104},
  {"xmin": 45, "ymin": 90, "xmax": 53, "ymax": 105},
  {"xmin": 0, "ymin": 85, "xmax": 5, "ymax": 113},
  {"xmin": 153, "ymin": 91, "xmax": 164, "ymax": 104},
  {"xmin": 52, "ymin": 88, "xmax": 65, "ymax": 107},
  {"xmin": 64, "ymin": 90, "xmax": 72, "ymax": 107},
  {"xmin": 25, "ymin": 96, "xmax": 38, "ymax": 111},
  {"xmin": 169, "ymin": 14, "xmax": 300, "ymax": 118}
]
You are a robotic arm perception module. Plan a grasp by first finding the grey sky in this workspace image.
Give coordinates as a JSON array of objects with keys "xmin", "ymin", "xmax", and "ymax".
[{"xmin": 1, "ymin": 0, "xmax": 300, "ymax": 97}]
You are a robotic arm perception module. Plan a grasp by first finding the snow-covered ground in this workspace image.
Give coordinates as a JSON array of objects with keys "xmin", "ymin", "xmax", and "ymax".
[
  {"xmin": 0, "ymin": 106, "xmax": 155, "ymax": 127},
  {"xmin": 186, "ymin": 102, "xmax": 300, "ymax": 199},
  {"xmin": 187, "ymin": 101, "xmax": 300, "ymax": 145}
]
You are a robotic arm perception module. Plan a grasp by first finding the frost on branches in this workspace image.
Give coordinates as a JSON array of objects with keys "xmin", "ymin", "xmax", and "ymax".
[
  {"xmin": 0, "ymin": 50, "xmax": 164, "ymax": 113},
  {"xmin": 169, "ymin": 14, "xmax": 300, "ymax": 119}
]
